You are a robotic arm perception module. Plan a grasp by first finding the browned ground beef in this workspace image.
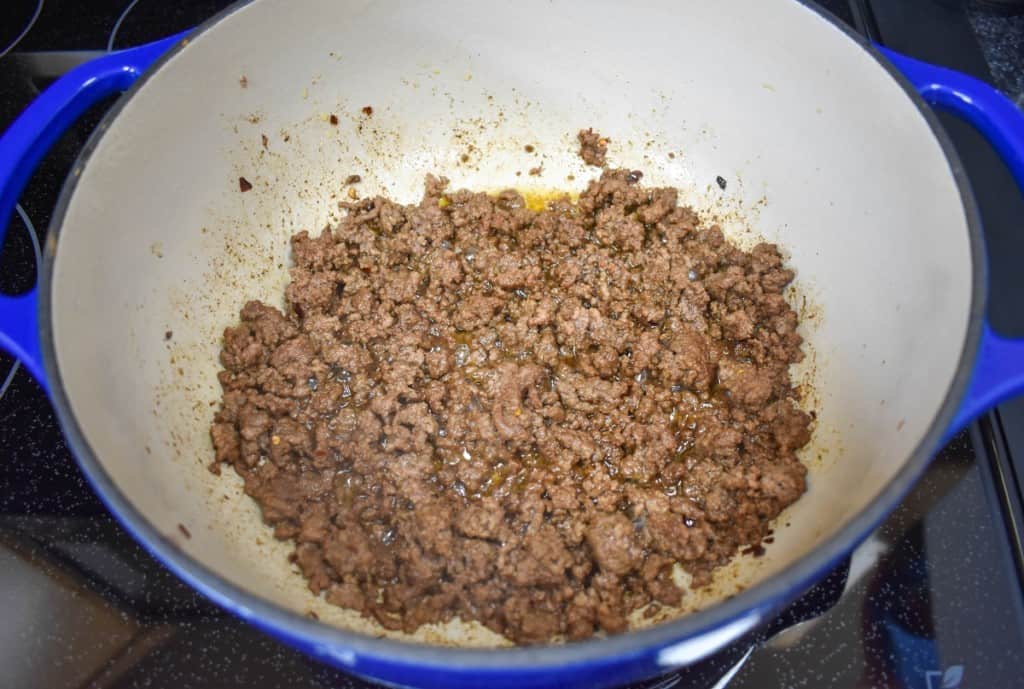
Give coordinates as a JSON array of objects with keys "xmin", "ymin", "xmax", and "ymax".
[
  {"xmin": 577, "ymin": 128, "xmax": 608, "ymax": 167},
  {"xmin": 211, "ymin": 135, "xmax": 812, "ymax": 644}
]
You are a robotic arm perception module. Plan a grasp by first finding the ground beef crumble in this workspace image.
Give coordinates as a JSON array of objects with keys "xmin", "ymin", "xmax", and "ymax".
[
  {"xmin": 577, "ymin": 128, "xmax": 608, "ymax": 167},
  {"xmin": 211, "ymin": 133, "xmax": 812, "ymax": 644}
]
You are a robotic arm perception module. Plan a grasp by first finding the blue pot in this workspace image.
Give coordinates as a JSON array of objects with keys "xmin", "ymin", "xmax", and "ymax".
[{"xmin": 0, "ymin": 2, "xmax": 1022, "ymax": 687}]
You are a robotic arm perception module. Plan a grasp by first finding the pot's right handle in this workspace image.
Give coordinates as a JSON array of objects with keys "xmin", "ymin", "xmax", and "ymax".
[
  {"xmin": 879, "ymin": 48, "xmax": 1024, "ymax": 437},
  {"xmin": 0, "ymin": 33, "xmax": 186, "ymax": 391}
]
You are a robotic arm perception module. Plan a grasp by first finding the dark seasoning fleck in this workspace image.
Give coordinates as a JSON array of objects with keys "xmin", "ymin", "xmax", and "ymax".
[{"xmin": 238, "ymin": 177, "xmax": 253, "ymax": 192}]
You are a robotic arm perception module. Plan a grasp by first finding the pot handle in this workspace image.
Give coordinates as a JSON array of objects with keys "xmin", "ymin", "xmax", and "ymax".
[
  {"xmin": 879, "ymin": 47, "xmax": 1024, "ymax": 435},
  {"xmin": 0, "ymin": 33, "xmax": 186, "ymax": 391}
]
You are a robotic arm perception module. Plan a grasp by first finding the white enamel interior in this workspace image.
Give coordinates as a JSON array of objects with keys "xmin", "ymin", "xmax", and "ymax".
[{"xmin": 49, "ymin": 0, "xmax": 972, "ymax": 649}]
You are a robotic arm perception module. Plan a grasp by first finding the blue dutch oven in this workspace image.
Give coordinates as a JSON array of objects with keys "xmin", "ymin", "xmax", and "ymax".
[{"xmin": 1, "ymin": 1, "xmax": 1023, "ymax": 688}]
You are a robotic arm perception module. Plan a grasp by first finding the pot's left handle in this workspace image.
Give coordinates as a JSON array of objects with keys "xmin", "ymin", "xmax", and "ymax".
[
  {"xmin": 879, "ymin": 48, "xmax": 1024, "ymax": 437},
  {"xmin": 0, "ymin": 33, "xmax": 186, "ymax": 391}
]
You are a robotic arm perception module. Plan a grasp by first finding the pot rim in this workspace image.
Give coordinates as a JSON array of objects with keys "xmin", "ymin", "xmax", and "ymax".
[{"xmin": 37, "ymin": 0, "xmax": 986, "ymax": 671}]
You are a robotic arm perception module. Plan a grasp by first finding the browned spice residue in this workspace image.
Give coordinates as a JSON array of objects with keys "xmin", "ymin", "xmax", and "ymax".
[
  {"xmin": 361, "ymin": 105, "xmax": 374, "ymax": 116},
  {"xmin": 178, "ymin": 524, "xmax": 192, "ymax": 539},
  {"xmin": 329, "ymin": 114, "xmax": 339, "ymax": 125},
  {"xmin": 238, "ymin": 177, "xmax": 252, "ymax": 192}
]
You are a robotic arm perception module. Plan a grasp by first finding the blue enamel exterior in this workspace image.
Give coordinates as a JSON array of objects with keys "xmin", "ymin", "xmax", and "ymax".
[
  {"xmin": 876, "ymin": 48, "xmax": 1024, "ymax": 438},
  {"xmin": 0, "ymin": 34, "xmax": 185, "ymax": 388},
  {"xmin": 0, "ymin": 17, "xmax": 1021, "ymax": 689}
]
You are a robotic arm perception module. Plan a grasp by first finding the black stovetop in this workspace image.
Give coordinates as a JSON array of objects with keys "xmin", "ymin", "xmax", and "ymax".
[{"xmin": 1, "ymin": 2, "xmax": 1023, "ymax": 688}]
